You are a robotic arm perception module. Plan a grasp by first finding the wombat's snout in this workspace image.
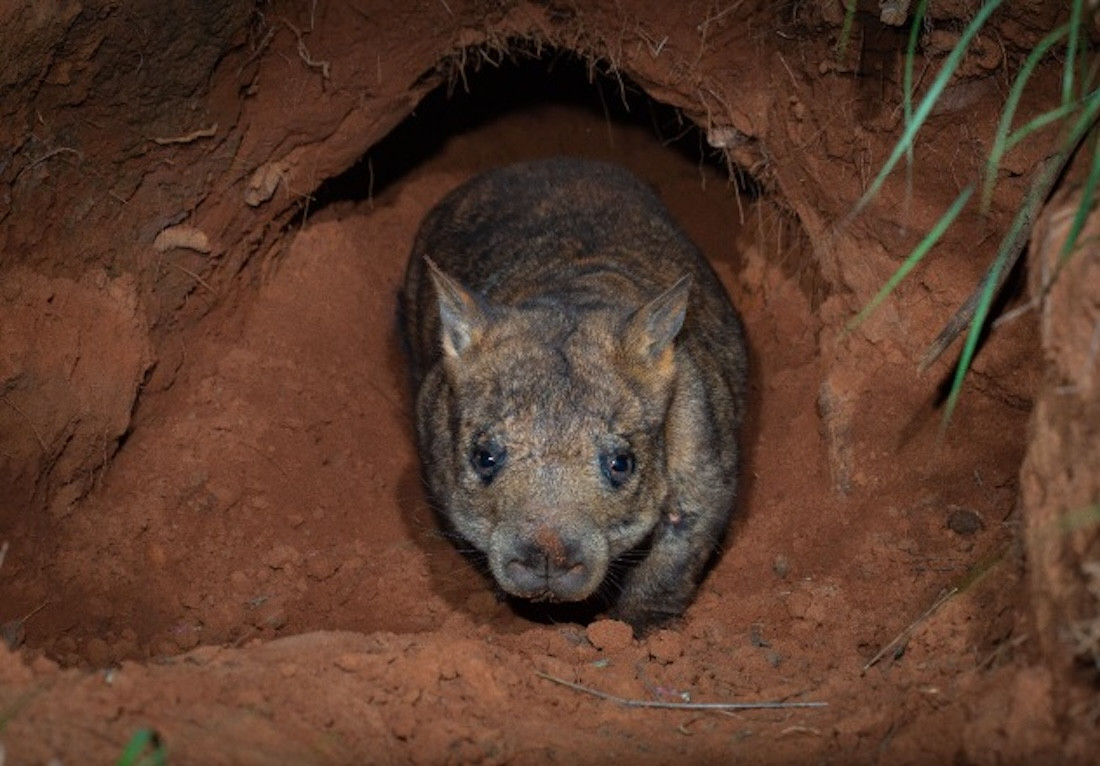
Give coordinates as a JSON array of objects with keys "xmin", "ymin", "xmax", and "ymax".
[{"xmin": 493, "ymin": 523, "xmax": 601, "ymax": 601}]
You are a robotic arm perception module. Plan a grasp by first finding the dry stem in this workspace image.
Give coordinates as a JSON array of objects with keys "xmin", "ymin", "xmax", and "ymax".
[
  {"xmin": 862, "ymin": 587, "xmax": 958, "ymax": 672},
  {"xmin": 535, "ymin": 671, "xmax": 826, "ymax": 711}
]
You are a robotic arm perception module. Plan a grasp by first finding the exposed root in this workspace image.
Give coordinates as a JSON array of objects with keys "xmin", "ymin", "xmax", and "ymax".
[
  {"xmin": 151, "ymin": 124, "xmax": 218, "ymax": 146},
  {"xmin": 282, "ymin": 17, "xmax": 331, "ymax": 81}
]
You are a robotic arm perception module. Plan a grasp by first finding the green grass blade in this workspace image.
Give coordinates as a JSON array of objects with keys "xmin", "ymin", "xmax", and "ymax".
[
  {"xmin": 845, "ymin": 185, "xmax": 974, "ymax": 334},
  {"xmin": 902, "ymin": 2, "xmax": 925, "ymax": 131},
  {"xmin": 1055, "ymin": 93, "xmax": 1100, "ymax": 269},
  {"xmin": 941, "ymin": 146, "xmax": 1072, "ymax": 430},
  {"xmin": 853, "ymin": 0, "xmax": 1004, "ymax": 217},
  {"xmin": 902, "ymin": 1, "xmax": 928, "ymax": 197},
  {"xmin": 1004, "ymin": 99, "xmax": 1083, "ymax": 154},
  {"xmin": 941, "ymin": 235, "xmax": 1015, "ymax": 431},
  {"xmin": 1064, "ymin": 0, "xmax": 1083, "ymax": 103},
  {"xmin": 1056, "ymin": 143, "xmax": 1100, "ymax": 269},
  {"xmin": 836, "ymin": 0, "xmax": 858, "ymax": 62},
  {"xmin": 981, "ymin": 23, "xmax": 1069, "ymax": 212},
  {"xmin": 116, "ymin": 728, "xmax": 166, "ymax": 766}
]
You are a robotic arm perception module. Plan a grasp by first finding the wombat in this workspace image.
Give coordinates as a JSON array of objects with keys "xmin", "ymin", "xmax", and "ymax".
[{"xmin": 402, "ymin": 158, "xmax": 748, "ymax": 630}]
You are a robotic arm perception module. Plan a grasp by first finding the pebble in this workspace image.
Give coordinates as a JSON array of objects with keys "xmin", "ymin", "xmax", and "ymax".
[
  {"xmin": 586, "ymin": 619, "xmax": 633, "ymax": 651},
  {"xmin": 646, "ymin": 629, "xmax": 684, "ymax": 663}
]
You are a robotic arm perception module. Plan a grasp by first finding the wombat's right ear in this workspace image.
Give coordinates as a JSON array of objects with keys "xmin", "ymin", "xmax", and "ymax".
[
  {"xmin": 424, "ymin": 257, "xmax": 488, "ymax": 358},
  {"xmin": 623, "ymin": 274, "xmax": 692, "ymax": 367}
]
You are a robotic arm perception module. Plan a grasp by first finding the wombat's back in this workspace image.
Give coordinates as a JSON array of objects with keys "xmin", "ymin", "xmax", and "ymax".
[{"xmin": 404, "ymin": 158, "xmax": 746, "ymax": 397}]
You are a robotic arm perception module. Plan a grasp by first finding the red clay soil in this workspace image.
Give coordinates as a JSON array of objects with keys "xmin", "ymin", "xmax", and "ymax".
[{"xmin": 1, "ymin": 1, "xmax": 1097, "ymax": 764}]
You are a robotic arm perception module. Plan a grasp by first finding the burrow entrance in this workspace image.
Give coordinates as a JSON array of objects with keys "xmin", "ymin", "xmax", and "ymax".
[
  {"xmin": 4, "ymin": 51, "xmax": 1026, "ymax": 675},
  {"xmin": 4, "ymin": 55, "xmax": 791, "ymax": 665}
]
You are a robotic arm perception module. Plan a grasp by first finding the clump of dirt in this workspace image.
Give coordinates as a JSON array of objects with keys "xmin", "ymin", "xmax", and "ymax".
[{"xmin": 0, "ymin": 1, "xmax": 1096, "ymax": 763}]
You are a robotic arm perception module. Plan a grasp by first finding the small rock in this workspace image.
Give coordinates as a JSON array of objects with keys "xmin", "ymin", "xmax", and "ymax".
[
  {"xmin": 646, "ymin": 629, "xmax": 683, "ymax": 663},
  {"xmin": 252, "ymin": 602, "xmax": 288, "ymax": 631},
  {"xmin": 950, "ymin": 506, "xmax": 985, "ymax": 534},
  {"xmin": 947, "ymin": 506, "xmax": 984, "ymax": 536},
  {"xmin": 773, "ymin": 554, "xmax": 791, "ymax": 578},
  {"xmin": 334, "ymin": 653, "xmax": 369, "ymax": 672},
  {"xmin": 586, "ymin": 619, "xmax": 634, "ymax": 651},
  {"xmin": 84, "ymin": 637, "xmax": 110, "ymax": 667},
  {"xmin": 749, "ymin": 623, "xmax": 771, "ymax": 648}
]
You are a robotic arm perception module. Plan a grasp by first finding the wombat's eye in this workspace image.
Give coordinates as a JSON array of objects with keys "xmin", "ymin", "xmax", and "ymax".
[
  {"xmin": 470, "ymin": 443, "xmax": 506, "ymax": 484},
  {"xmin": 601, "ymin": 449, "xmax": 636, "ymax": 488}
]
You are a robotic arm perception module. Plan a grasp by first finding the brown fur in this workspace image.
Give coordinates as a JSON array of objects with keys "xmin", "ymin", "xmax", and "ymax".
[{"xmin": 402, "ymin": 158, "xmax": 748, "ymax": 630}]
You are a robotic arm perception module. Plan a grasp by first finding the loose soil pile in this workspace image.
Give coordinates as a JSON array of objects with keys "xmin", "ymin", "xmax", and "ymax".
[{"xmin": 1, "ymin": 1, "xmax": 1097, "ymax": 763}]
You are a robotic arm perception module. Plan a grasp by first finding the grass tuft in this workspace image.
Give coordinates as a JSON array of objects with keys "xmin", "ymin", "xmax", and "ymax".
[
  {"xmin": 841, "ymin": 0, "xmax": 1098, "ymax": 429},
  {"xmin": 116, "ymin": 728, "xmax": 167, "ymax": 766}
]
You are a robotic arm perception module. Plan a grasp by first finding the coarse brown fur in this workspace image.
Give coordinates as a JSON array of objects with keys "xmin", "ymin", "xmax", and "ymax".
[{"xmin": 402, "ymin": 158, "xmax": 748, "ymax": 630}]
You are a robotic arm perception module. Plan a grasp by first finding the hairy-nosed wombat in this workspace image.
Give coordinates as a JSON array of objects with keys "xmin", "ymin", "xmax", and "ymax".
[{"xmin": 402, "ymin": 158, "xmax": 748, "ymax": 630}]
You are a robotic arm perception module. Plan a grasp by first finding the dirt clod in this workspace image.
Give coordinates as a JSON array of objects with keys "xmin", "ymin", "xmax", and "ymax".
[{"xmin": 586, "ymin": 619, "xmax": 635, "ymax": 651}]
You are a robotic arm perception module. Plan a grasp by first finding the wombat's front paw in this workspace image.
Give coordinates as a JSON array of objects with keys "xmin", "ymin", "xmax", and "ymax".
[
  {"xmin": 608, "ymin": 606, "xmax": 682, "ymax": 635},
  {"xmin": 608, "ymin": 588, "xmax": 693, "ymax": 634}
]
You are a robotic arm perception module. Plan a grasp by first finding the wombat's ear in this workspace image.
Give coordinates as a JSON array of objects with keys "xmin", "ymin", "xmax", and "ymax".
[
  {"xmin": 624, "ymin": 274, "xmax": 692, "ymax": 363},
  {"xmin": 425, "ymin": 257, "xmax": 488, "ymax": 358}
]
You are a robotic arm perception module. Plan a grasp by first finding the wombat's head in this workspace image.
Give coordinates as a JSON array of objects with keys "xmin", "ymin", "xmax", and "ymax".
[{"xmin": 419, "ymin": 260, "xmax": 691, "ymax": 606}]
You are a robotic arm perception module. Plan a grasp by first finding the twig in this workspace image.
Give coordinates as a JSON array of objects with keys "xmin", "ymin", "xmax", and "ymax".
[
  {"xmin": 862, "ymin": 587, "xmax": 958, "ymax": 673},
  {"xmin": 16, "ymin": 601, "xmax": 48, "ymax": 625},
  {"xmin": 697, "ymin": 2, "xmax": 740, "ymax": 35},
  {"xmin": 238, "ymin": 24, "xmax": 276, "ymax": 78},
  {"xmin": 0, "ymin": 541, "xmax": 8, "ymax": 572},
  {"xmin": 27, "ymin": 146, "xmax": 82, "ymax": 170},
  {"xmin": 13, "ymin": 146, "xmax": 83, "ymax": 181},
  {"xmin": 535, "ymin": 672, "xmax": 826, "ymax": 710},
  {"xmin": 165, "ymin": 262, "xmax": 217, "ymax": 295},
  {"xmin": 151, "ymin": 124, "xmax": 218, "ymax": 146}
]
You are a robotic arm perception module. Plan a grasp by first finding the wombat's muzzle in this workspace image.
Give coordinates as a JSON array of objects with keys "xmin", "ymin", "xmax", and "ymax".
[{"xmin": 492, "ymin": 523, "xmax": 603, "ymax": 602}]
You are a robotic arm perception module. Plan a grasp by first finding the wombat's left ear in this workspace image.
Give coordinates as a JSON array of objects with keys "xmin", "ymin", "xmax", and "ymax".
[
  {"xmin": 624, "ymin": 274, "xmax": 692, "ymax": 363},
  {"xmin": 425, "ymin": 257, "xmax": 489, "ymax": 358}
]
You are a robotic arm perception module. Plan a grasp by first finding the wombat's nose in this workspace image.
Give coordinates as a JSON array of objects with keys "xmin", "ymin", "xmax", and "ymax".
[{"xmin": 502, "ymin": 526, "xmax": 591, "ymax": 600}]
